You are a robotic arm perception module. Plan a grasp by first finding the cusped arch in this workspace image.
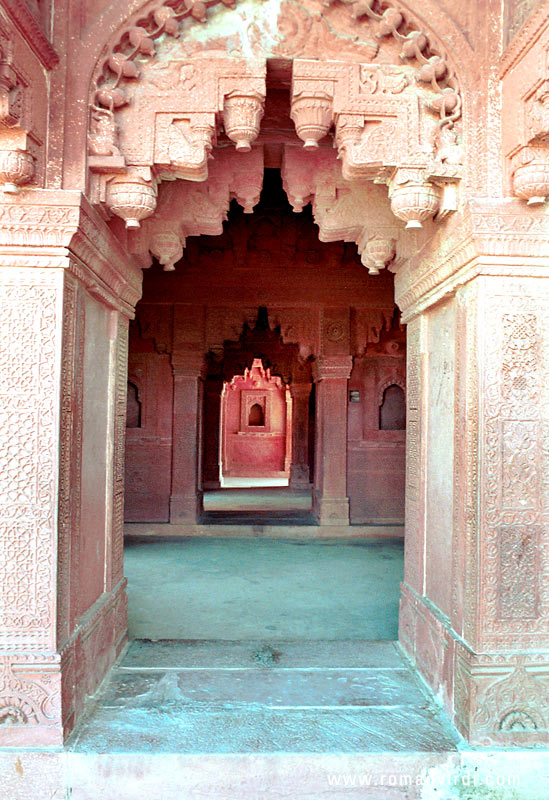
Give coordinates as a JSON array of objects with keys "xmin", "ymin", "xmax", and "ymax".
[
  {"xmin": 377, "ymin": 374, "xmax": 406, "ymax": 407},
  {"xmin": 85, "ymin": 0, "xmax": 475, "ymax": 273}
]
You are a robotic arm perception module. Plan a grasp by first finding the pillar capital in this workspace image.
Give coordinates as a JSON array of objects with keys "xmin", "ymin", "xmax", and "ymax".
[
  {"xmin": 289, "ymin": 381, "xmax": 312, "ymax": 398},
  {"xmin": 170, "ymin": 351, "xmax": 207, "ymax": 379},
  {"xmin": 0, "ymin": 189, "xmax": 142, "ymax": 314},
  {"xmin": 313, "ymin": 355, "xmax": 353, "ymax": 382}
]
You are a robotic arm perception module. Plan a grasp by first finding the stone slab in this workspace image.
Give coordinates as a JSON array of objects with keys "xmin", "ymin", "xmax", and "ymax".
[
  {"xmin": 122, "ymin": 639, "xmax": 405, "ymax": 670},
  {"xmin": 70, "ymin": 704, "xmax": 459, "ymax": 754},
  {"xmin": 97, "ymin": 667, "xmax": 427, "ymax": 709}
]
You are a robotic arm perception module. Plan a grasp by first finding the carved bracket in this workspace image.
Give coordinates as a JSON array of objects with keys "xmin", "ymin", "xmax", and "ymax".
[
  {"xmin": 282, "ymin": 147, "xmax": 403, "ymax": 273},
  {"xmin": 90, "ymin": 57, "xmax": 266, "ymax": 227},
  {"xmin": 90, "ymin": 57, "xmax": 266, "ymax": 183},
  {"xmin": 129, "ymin": 148, "xmax": 264, "ymax": 269},
  {"xmin": 511, "ymin": 145, "xmax": 549, "ymax": 206},
  {"xmin": 290, "ymin": 60, "xmax": 462, "ymax": 227},
  {"xmin": 506, "ymin": 55, "xmax": 549, "ymax": 205},
  {"xmin": 0, "ymin": 129, "xmax": 34, "ymax": 194}
]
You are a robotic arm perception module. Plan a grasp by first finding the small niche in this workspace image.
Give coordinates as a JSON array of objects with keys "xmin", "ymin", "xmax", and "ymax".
[
  {"xmin": 379, "ymin": 384, "xmax": 405, "ymax": 430},
  {"xmin": 248, "ymin": 402, "xmax": 265, "ymax": 427}
]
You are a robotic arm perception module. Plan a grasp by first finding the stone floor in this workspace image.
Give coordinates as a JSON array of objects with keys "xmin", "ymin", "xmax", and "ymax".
[
  {"xmin": 69, "ymin": 639, "xmax": 461, "ymax": 755},
  {"xmin": 220, "ymin": 476, "xmax": 290, "ymax": 488},
  {"xmin": 4, "ymin": 536, "xmax": 547, "ymax": 798},
  {"xmin": 125, "ymin": 536, "xmax": 404, "ymax": 640}
]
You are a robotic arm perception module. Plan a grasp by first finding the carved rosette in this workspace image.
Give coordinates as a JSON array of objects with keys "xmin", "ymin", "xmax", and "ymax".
[
  {"xmin": 223, "ymin": 92, "xmax": 264, "ymax": 152},
  {"xmin": 0, "ymin": 148, "xmax": 34, "ymax": 193},
  {"xmin": 290, "ymin": 92, "xmax": 333, "ymax": 150},
  {"xmin": 389, "ymin": 170, "xmax": 441, "ymax": 228},
  {"xmin": 106, "ymin": 174, "xmax": 157, "ymax": 228}
]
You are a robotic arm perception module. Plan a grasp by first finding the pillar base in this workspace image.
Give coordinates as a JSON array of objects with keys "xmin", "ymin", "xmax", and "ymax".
[
  {"xmin": 313, "ymin": 490, "xmax": 350, "ymax": 526},
  {"xmin": 169, "ymin": 491, "xmax": 203, "ymax": 523},
  {"xmin": 0, "ymin": 580, "xmax": 127, "ymax": 747},
  {"xmin": 289, "ymin": 464, "xmax": 311, "ymax": 490},
  {"xmin": 399, "ymin": 581, "xmax": 549, "ymax": 746}
]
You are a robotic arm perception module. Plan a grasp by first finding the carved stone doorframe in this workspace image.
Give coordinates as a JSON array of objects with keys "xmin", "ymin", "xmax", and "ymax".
[
  {"xmin": 1, "ymin": 0, "xmax": 548, "ymax": 752},
  {"xmin": 0, "ymin": 192, "xmax": 139, "ymax": 745}
]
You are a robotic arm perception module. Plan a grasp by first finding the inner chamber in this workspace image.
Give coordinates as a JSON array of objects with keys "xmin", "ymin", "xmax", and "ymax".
[{"xmin": 124, "ymin": 168, "xmax": 406, "ymax": 526}]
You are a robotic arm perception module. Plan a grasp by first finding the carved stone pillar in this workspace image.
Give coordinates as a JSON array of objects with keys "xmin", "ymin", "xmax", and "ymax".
[
  {"xmin": 170, "ymin": 352, "xmax": 205, "ymax": 523},
  {"xmin": 312, "ymin": 356, "xmax": 353, "ymax": 525},
  {"xmin": 289, "ymin": 382, "xmax": 312, "ymax": 489},
  {"xmin": 396, "ymin": 202, "xmax": 549, "ymax": 745},
  {"xmin": 0, "ymin": 192, "xmax": 139, "ymax": 746}
]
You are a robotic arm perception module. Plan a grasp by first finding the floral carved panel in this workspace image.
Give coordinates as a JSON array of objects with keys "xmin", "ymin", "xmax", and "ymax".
[
  {"xmin": 0, "ymin": 269, "xmax": 62, "ymax": 652},
  {"xmin": 480, "ymin": 282, "xmax": 549, "ymax": 649}
]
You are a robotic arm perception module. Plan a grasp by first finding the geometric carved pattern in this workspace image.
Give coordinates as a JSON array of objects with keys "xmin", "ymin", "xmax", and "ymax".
[
  {"xmin": 111, "ymin": 315, "xmax": 129, "ymax": 588},
  {"xmin": 0, "ymin": 272, "xmax": 60, "ymax": 651},
  {"xmin": 403, "ymin": 318, "xmax": 421, "ymax": 591},
  {"xmin": 501, "ymin": 313, "xmax": 539, "ymax": 407},
  {"xmin": 0, "ymin": 524, "xmax": 37, "ymax": 613}
]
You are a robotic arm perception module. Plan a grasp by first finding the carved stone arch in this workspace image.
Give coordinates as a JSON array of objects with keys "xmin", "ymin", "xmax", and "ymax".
[
  {"xmin": 205, "ymin": 305, "xmax": 318, "ymax": 363},
  {"xmin": 377, "ymin": 375, "xmax": 406, "ymax": 406},
  {"xmin": 126, "ymin": 374, "xmax": 144, "ymax": 428},
  {"xmin": 89, "ymin": 0, "xmax": 468, "ymax": 109},
  {"xmin": 85, "ymin": 0, "xmax": 474, "ymax": 271}
]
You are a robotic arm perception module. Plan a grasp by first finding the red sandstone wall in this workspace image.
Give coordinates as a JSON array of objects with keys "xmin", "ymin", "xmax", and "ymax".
[
  {"xmin": 348, "ymin": 329, "xmax": 406, "ymax": 525},
  {"xmin": 124, "ymin": 319, "xmax": 173, "ymax": 522}
]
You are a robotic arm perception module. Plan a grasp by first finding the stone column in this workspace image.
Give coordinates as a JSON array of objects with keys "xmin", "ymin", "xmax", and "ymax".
[
  {"xmin": 170, "ymin": 352, "xmax": 205, "ymax": 523},
  {"xmin": 289, "ymin": 382, "xmax": 312, "ymax": 489},
  {"xmin": 312, "ymin": 356, "xmax": 353, "ymax": 525},
  {"xmin": 396, "ymin": 203, "xmax": 549, "ymax": 745},
  {"xmin": 202, "ymin": 375, "xmax": 223, "ymax": 490},
  {"xmin": 0, "ymin": 192, "xmax": 139, "ymax": 746}
]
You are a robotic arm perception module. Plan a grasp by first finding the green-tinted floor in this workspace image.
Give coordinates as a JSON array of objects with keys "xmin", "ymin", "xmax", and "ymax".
[{"xmin": 124, "ymin": 536, "xmax": 404, "ymax": 640}]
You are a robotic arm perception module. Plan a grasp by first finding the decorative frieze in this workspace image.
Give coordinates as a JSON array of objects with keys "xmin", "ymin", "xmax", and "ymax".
[{"xmin": 0, "ymin": 192, "xmax": 142, "ymax": 312}]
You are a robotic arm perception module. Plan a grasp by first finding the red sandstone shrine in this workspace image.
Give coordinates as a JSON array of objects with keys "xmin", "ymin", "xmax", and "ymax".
[{"xmin": 0, "ymin": 0, "xmax": 548, "ymax": 796}]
